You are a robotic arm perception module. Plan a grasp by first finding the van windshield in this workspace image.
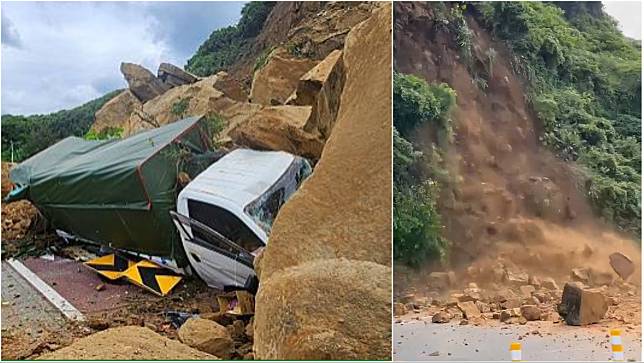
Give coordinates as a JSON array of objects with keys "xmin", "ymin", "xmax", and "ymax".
[{"xmin": 244, "ymin": 157, "xmax": 312, "ymax": 235}]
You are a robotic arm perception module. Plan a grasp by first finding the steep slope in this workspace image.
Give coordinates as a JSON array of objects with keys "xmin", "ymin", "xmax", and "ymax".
[
  {"xmin": 394, "ymin": 2, "xmax": 640, "ymax": 291},
  {"xmin": 187, "ymin": 2, "xmax": 376, "ymax": 90}
]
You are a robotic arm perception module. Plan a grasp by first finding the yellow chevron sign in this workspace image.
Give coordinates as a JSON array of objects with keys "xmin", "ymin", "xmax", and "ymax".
[
  {"xmin": 121, "ymin": 260, "xmax": 183, "ymax": 296},
  {"xmin": 84, "ymin": 254, "xmax": 135, "ymax": 280},
  {"xmin": 84, "ymin": 254, "xmax": 182, "ymax": 296}
]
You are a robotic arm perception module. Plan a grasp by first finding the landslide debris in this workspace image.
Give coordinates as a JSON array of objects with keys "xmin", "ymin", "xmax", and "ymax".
[
  {"xmin": 393, "ymin": 1, "xmax": 640, "ymax": 329},
  {"xmin": 2, "ymin": 162, "xmax": 41, "ymax": 253},
  {"xmin": 253, "ymin": 4, "xmax": 392, "ymax": 360},
  {"xmin": 223, "ymin": 2, "xmax": 378, "ymax": 89},
  {"xmin": 89, "ymin": 4, "xmax": 377, "ymax": 161},
  {"xmin": 250, "ymin": 47, "xmax": 318, "ymax": 105},
  {"xmin": 36, "ymin": 326, "xmax": 217, "ymax": 360},
  {"xmin": 288, "ymin": 49, "xmax": 345, "ymax": 139},
  {"xmin": 92, "ymin": 90, "xmax": 142, "ymax": 133},
  {"xmin": 177, "ymin": 318, "xmax": 233, "ymax": 358},
  {"xmin": 120, "ymin": 63, "xmax": 171, "ymax": 102},
  {"xmin": 2, "ymin": 162, "xmax": 15, "ymax": 197}
]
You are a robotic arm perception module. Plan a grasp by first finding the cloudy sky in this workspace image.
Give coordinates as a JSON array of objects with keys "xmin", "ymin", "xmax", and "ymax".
[
  {"xmin": 603, "ymin": 1, "xmax": 642, "ymax": 40},
  {"xmin": 1, "ymin": 2, "xmax": 641, "ymax": 116},
  {"xmin": 1, "ymin": 1, "xmax": 245, "ymax": 115}
]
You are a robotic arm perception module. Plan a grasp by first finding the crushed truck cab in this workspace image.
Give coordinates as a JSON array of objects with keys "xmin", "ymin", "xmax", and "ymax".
[{"xmin": 173, "ymin": 149, "xmax": 311, "ymax": 290}]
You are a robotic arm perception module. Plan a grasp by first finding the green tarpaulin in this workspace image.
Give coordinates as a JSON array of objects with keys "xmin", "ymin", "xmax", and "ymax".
[{"xmin": 8, "ymin": 116, "xmax": 214, "ymax": 266}]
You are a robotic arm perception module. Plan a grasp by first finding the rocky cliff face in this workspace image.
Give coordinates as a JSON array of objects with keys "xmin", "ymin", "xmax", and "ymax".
[{"xmin": 90, "ymin": 3, "xmax": 377, "ymax": 161}]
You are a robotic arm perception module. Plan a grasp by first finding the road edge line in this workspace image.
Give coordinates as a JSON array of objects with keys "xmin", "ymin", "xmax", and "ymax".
[{"xmin": 6, "ymin": 258, "xmax": 86, "ymax": 322}]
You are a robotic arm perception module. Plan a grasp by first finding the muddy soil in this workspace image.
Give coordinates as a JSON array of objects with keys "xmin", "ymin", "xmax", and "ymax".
[
  {"xmin": 37, "ymin": 326, "xmax": 217, "ymax": 360},
  {"xmin": 392, "ymin": 4, "xmax": 641, "ymax": 356},
  {"xmin": 393, "ymin": 0, "xmax": 640, "ymax": 308}
]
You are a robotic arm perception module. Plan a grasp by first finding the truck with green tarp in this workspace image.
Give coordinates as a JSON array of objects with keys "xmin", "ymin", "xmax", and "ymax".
[{"xmin": 6, "ymin": 116, "xmax": 312, "ymax": 290}]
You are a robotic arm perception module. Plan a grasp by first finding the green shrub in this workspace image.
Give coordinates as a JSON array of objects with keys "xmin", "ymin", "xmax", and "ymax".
[
  {"xmin": 393, "ymin": 72, "xmax": 456, "ymax": 134},
  {"xmin": 171, "ymin": 97, "xmax": 191, "ymax": 117},
  {"xmin": 393, "ymin": 129, "xmax": 447, "ymax": 267},
  {"xmin": 238, "ymin": 2, "xmax": 276, "ymax": 38},
  {"xmin": 253, "ymin": 47, "xmax": 275, "ymax": 73},
  {"xmin": 84, "ymin": 127, "xmax": 123, "ymax": 141},
  {"xmin": 393, "ymin": 74, "xmax": 456, "ymax": 267},
  {"xmin": 474, "ymin": 1, "xmax": 641, "ymax": 234},
  {"xmin": 394, "ymin": 180, "xmax": 447, "ymax": 267}
]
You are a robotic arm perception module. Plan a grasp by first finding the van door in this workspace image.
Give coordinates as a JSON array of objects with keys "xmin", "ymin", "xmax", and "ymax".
[{"xmin": 170, "ymin": 211, "xmax": 256, "ymax": 290}]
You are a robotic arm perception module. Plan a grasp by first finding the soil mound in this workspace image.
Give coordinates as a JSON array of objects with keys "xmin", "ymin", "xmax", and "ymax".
[{"xmin": 36, "ymin": 326, "xmax": 217, "ymax": 360}]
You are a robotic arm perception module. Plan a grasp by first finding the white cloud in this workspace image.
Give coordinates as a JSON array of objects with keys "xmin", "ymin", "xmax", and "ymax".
[
  {"xmin": 1, "ymin": 1, "xmax": 244, "ymax": 115},
  {"xmin": 603, "ymin": 1, "xmax": 642, "ymax": 40}
]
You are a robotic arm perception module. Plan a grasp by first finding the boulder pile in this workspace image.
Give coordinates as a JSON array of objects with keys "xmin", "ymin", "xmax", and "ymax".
[
  {"xmin": 91, "ymin": 47, "xmax": 348, "ymax": 161},
  {"xmin": 252, "ymin": 4, "xmax": 392, "ymax": 360},
  {"xmin": 395, "ymin": 256, "xmax": 638, "ymax": 328}
]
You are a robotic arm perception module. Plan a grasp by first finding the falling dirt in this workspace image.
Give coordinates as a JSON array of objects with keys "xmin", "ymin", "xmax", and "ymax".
[{"xmin": 393, "ymin": 2, "xmax": 641, "ymax": 294}]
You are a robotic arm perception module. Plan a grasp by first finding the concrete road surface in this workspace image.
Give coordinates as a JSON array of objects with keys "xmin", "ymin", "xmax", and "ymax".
[{"xmin": 394, "ymin": 319, "xmax": 641, "ymax": 361}]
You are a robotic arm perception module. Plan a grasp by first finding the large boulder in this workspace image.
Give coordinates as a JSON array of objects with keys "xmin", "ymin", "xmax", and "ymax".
[
  {"xmin": 228, "ymin": 105, "xmax": 324, "ymax": 160},
  {"xmin": 126, "ymin": 74, "xmax": 263, "ymax": 136},
  {"xmin": 287, "ymin": 49, "xmax": 346, "ymax": 138},
  {"xmin": 457, "ymin": 301, "xmax": 481, "ymax": 319},
  {"xmin": 120, "ymin": 62, "xmax": 170, "ymax": 102},
  {"xmin": 250, "ymin": 48, "xmax": 317, "ymax": 105},
  {"xmin": 254, "ymin": 259, "xmax": 391, "ymax": 360},
  {"xmin": 158, "ymin": 62, "xmax": 198, "ymax": 87},
  {"xmin": 92, "ymin": 90, "xmax": 142, "ymax": 133},
  {"xmin": 520, "ymin": 305, "xmax": 541, "ymax": 321},
  {"xmin": 253, "ymin": 4, "xmax": 392, "ymax": 360},
  {"xmin": 254, "ymin": 4, "xmax": 392, "ymax": 280},
  {"xmin": 177, "ymin": 318, "xmax": 234, "ymax": 358},
  {"xmin": 557, "ymin": 282, "xmax": 608, "ymax": 326},
  {"xmin": 213, "ymin": 71, "xmax": 248, "ymax": 102}
]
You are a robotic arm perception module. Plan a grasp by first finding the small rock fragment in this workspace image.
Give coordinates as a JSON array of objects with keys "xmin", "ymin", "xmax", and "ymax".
[{"xmin": 520, "ymin": 305, "xmax": 541, "ymax": 321}]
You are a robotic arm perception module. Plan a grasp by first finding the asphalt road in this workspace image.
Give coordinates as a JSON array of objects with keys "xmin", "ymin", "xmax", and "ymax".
[
  {"xmin": 1, "ymin": 261, "xmax": 67, "ymax": 339},
  {"xmin": 394, "ymin": 319, "xmax": 641, "ymax": 361}
]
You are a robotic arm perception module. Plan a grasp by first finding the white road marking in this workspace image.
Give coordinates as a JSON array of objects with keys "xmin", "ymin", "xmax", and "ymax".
[{"xmin": 6, "ymin": 258, "xmax": 85, "ymax": 321}]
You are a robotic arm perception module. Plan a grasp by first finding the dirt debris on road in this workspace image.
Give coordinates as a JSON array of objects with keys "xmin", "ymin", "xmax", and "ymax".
[{"xmin": 36, "ymin": 326, "xmax": 217, "ymax": 360}]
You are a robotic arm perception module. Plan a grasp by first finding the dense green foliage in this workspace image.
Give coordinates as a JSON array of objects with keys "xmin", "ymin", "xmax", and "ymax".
[
  {"xmin": 473, "ymin": 2, "xmax": 641, "ymax": 234},
  {"xmin": 393, "ymin": 73, "xmax": 457, "ymax": 134},
  {"xmin": 185, "ymin": 2, "xmax": 276, "ymax": 76},
  {"xmin": 1, "ymin": 90, "xmax": 122, "ymax": 162},
  {"xmin": 393, "ymin": 72, "xmax": 456, "ymax": 267}
]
